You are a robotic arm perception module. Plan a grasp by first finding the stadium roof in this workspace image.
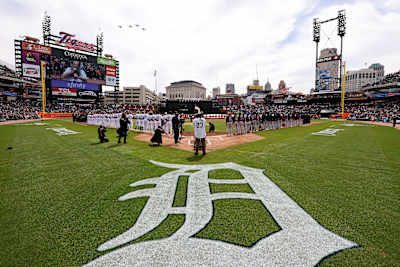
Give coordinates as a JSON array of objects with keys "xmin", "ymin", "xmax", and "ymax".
[
  {"xmin": 0, "ymin": 59, "xmax": 14, "ymax": 71},
  {"xmin": 170, "ymin": 80, "xmax": 203, "ymax": 86}
]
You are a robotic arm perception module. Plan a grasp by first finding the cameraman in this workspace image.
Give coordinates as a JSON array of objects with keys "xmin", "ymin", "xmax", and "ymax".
[
  {"xmin": 61, "ymin": 60, "xmax": 88, "ymax": 82},
  {"xmin": 98, "ymin": 125, "xmax": 109, "ymax": 143}
]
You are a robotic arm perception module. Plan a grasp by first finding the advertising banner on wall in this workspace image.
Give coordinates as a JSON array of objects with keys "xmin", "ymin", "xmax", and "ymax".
[
  {"xmin": 97, "ymin": 57, "xmax": 116, "ymax": 67},
  {"xmin": 21, "ymin": 44, "xmax": 51, "ymax": 78},
  {"xmin": 22, "ymin": 50, "xmax": 40, "ymax": 65},
  {"xmin": 52, "ymin": 88, "xmax": 77, "ymax": 96},
  {"xmin": 106, "ymin": 76, "xmax": 117, "ymax": 86},
  {"xmin": 317, "ymin": 69, "xmax": 333, "ymax": 90},
  {"xmin": 22, "ymin": 64, "xmax": 41, "ymax": 78},
  {"xmin": 78, "ymin": 90, "xmax": 98, "ymax": 98},
  {"xmin": 47, "ymin": 48, "xmax": 106, "ymax": 87},
  {"xmin": 105, "ymin": 66, "xmax": 116, "ymax": 76},
  {"xmin": 51, "ymin": 79, "xmax": 99, "ymax": 91},
  {"xmin": 22, "ymin": 42, "xmax": 52, "ymax": 55},
  {"xmin": 105, "ymin": 65, "xmax": 117, "ymax": 86}
]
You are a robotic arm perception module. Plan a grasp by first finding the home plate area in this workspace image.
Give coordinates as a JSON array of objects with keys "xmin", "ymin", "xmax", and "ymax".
[{"xmin": 134, "ymin": 132, "xmax": 264, "ymax": 152}]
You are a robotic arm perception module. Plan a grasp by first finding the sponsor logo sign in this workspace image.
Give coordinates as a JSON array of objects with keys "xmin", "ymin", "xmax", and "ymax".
[
  {"xmin": 63, "ymin": 50, "xmax": 88, "ymax": 61},
  {"xmin": 98, "ymin": 57, "xmax": 116, "ymax": 67},
  {"xmin": 22, "ymin": 41, "xmax": 52, "ymax": 55},
  {"xmin": 22, "ymin": 50, "xmax": 40, "ymax": 65},
  {"xmin": 86, "ymin": 161, "xmax": 358, "ymax": 267},
  {"xmin": 317, "ymin": 55, "xmax": 341, "ymax": 63},
  {"xmin": 78, "ymin": 90, "xmax": 97, "ymax": 97},
  {"xmin": 54, "ymin": 32, "xmax": 96, "ymax": 52},
  {"xmin": 52, "ymin": 88, "xmax": 77, "ymax": 96},
  {"xmin": 51, "ymin": 80, "xmax": 99, "ymax": 91},
  {"xmin": 106, "ymin": 76, "xmax": 116, "ymax": 86},
  {"xmin": 22, "ymin": 64, "xmax": 40, "ymax": 78},
  {"xmin": 105, "ymin": 66, "xmax": 116, "ymax": 76}
]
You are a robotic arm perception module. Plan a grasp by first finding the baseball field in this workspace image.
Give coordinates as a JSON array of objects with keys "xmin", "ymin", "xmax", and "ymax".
[{"xmin": 0, "ymin": 119, "xmax": 399, "ymax": 266}]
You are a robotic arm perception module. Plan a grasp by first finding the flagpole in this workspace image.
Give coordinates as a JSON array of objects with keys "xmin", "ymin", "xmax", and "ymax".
[{"xmin": 154, "ymin": 70, "xmax": 157, "ymax": 95}]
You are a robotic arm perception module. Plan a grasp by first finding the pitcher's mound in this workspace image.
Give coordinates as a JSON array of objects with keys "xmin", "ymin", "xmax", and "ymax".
[{"xmin": 134, "ymin": 133, "xmax": 264, "ymax": 152}]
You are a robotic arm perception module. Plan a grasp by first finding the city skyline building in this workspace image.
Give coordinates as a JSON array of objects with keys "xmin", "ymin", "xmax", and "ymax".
[
  {"xmin": 166, "ymin": 80, "xmax": 206, "ymax": 101},
  {"xmin": 345, "ymin": 63, "xmax": 384, "ymax": 92},
  {"xmin": 226, "ymin": 83, "xmax": 235, "ymax": 94},
  {"xmin": 212, "ymin": 87, "xmax": 220, "ymax": 99}
]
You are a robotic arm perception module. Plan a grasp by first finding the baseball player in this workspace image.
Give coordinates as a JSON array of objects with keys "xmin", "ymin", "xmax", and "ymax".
[{"xmin": 226, "ymin": 113, "xmax": 233, "ymax": 136}]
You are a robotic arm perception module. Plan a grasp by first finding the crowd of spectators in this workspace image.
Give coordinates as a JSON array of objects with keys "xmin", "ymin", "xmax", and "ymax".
[
  {"xmin": 1, "ymin": 98, "xmax": 399, "ymax": 123},
  {"xmin": 0, "ymin": 100, "xmax": 41, "ymax": 121},
  {"xmin": 343, "ymin": 100, "xmax": 400, "ymax": 122}
]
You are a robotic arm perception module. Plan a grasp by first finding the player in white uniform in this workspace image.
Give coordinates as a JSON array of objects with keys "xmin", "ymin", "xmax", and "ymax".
[
  {"xmin": 128, "ymin": 113, "xmax": 134, "ymax": 130},
  {"xmin": 143, "ymin": 113, "xmax": 149, "ymax": 132},
  {"xmin": 193, "ymin": 113, "xmax": 207, "ymax": 156},
  {"xmin": 166, "ymin": 114, "xmax": 173, "ymax": 136},
  {"xmin": 155, "ymin": 113, "xmax": 162, "ymax": 129},
  {"xmin": 162, "ymin": 113, "xmax": 168, "ymax": 134},
  {"xmin": 150, "ymin": 114, "xmax": 156, "ymax": 132}
]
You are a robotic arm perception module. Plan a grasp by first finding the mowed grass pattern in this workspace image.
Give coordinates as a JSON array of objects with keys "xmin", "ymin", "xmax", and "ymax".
[{"xmin": 0, "ymin": 119, "xmax": 399, "ymax": 266}]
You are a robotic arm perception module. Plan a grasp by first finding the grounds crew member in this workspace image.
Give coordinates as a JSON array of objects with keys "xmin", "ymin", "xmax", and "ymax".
[{"xmin": 193, "ymin": 113, "xmax": 207, "ymax": 156}]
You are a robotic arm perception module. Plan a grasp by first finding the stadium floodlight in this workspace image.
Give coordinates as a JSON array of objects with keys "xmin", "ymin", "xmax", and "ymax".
[
  {"xmin": 96, "ymin": 32, "xmax": 104, "ymax": 56},
  {"xmin": 313, "ymin": 18, "xmax": 320, "ymax": 43},
  {"xmin": 42, "ymin": 11, "xmax": 51, "ymax": 44},
  {"xmin": 338, "ymin": 10, "xmax": 346, "ymax": 37}
]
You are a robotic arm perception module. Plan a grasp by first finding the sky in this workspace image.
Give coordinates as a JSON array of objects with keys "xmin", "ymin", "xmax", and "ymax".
[{"xmin": 1, "ymin": 0, "xmax": 399, "ymax": 95}]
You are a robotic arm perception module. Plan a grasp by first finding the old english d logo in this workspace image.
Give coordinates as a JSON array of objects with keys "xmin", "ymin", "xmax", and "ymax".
[{"xmin": 85, "ymin": 161, "xmax": 358, "ymax": 266}]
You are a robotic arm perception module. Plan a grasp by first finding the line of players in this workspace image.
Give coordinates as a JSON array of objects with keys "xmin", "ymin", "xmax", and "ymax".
[
  {"xmin": 87, "ymin": 113, "xmax": 134, "ymax": 129},
  {"xmin": 87, "ymin": 113, "xmax": 176, "ymax": 136},
  {"xmin": 134, "ymin": 113, "xmax": 174, "ymax": 136},
  {"xmin": 225, "ymin": 112, "xmax": 304, "ymax": 136}
]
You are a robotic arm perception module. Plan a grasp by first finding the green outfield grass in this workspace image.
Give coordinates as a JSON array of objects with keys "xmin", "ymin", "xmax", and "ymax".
[{"xmin": 0, "ymin": 119, "xmax": 399, "ymax": 266}]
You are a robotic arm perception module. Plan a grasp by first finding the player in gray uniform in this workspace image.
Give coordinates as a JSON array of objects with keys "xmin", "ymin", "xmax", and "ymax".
[
  {"xmin": 239, "ymin": 114, "xmax": 245, "ymax": 135},
  {"xmin": 233, "ymin": 113, "xmax": 239, "ymax": 135},
  {"xmin": 245, "ymin": 113, "xmax": 251, "ymax": 133},
  {"xmin": 226, "ymin": 114, "xmax": 233, "ymax": 136},
  {"xmin": 252, "ymin": 113, "xmax": 257, "ymax": 132}
]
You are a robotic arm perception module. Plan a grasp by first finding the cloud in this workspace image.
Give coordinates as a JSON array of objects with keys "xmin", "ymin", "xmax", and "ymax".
[{"xmin": 0, "ymin": 0, "xmax": 398, "ymax": 95}]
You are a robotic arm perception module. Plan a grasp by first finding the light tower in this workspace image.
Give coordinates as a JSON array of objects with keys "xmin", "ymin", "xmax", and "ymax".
[{"xmin": 313, "ymin": 10, "xmax": 347, "ymax": 92}]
